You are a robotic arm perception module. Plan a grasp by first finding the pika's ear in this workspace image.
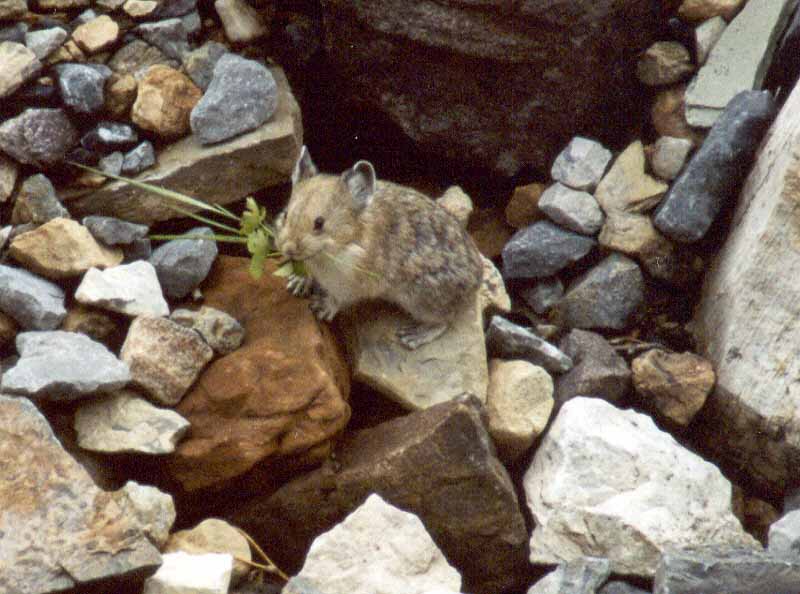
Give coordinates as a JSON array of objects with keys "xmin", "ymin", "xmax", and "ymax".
[
  {"xmin": 342, "ymin": 160, "xmax": 376, "ymax": 212},
  {"xmin": 291, "ymin": 146, "xmax": 318, "ymax": 185}
]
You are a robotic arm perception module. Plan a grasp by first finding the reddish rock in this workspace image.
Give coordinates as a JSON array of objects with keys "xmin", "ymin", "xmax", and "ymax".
[
  {"xmin": 167, "ymin": 256, "xmax": 350, "ymax": 491},
  {"xmin": 505, "ymin": 182, "xmax": 544, "ymax": 229},
  {"xmin": 652, "ymin": 84, "xmax": 705, "ymax": 146}
]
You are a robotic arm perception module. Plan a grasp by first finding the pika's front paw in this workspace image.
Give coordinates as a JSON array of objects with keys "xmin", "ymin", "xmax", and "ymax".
[
  {"xmin": 310, "ymin": 291, "xmax": 338, "ymax": 321},
  {"xmin": 397, "ymin": 322, "xmax": 448, "ymax": 350},
  {"xmin": 287, "ymin": 273, "xmax": 313, "ymax": 297}
]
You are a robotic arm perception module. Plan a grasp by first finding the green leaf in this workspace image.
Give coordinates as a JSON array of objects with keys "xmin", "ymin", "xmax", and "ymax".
[
  {"xmin": 150, "ymin": 233, "xmax": 248, "ymax": 243},
  {"xmin": 247, "ymin": 228, "xmax": 270, "ymax": 279},
  {"xmin": 241, "ymin": 197, "xmax": 265, "ymax": 236},
  {"xmin": 273, "ymin": 261, "xmax": 295, "ymax": 278}
]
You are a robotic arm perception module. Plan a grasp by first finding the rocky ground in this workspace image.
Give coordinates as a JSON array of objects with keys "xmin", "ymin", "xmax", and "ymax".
[{"xmin": 3, "ymin": 0, "xmax": 800, "ymax": 593}]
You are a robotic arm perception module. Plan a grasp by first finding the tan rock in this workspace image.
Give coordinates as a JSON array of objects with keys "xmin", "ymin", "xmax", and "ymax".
[
  {"xmin": 105, "ymin": 73, "xmax": 138, "ymax": 119},
  {"xmin": 165, "ymin": 519, "xmax": 251, "ymax": 585},
  {"xmin": 0, "ymin": 311, "xmax": 18, "ymax": 350},
  {"xmin": 598, "ymin": 212, "xmax": 676, "ymax": 281},
  {"xmin": 71, "ymin": 15, "xmax": 120, "ymax": 54},
  {"xmin": 131, "ymin": 65, "xmax": 202, "ymax": 139},
  {"xmin": 436, "ymin": 185, "xmax": 473, "ymax": 227},
  {"xmin": 9, "ymin": 218, "xmax": 123, "ymax": 279},
  {"xmin": 632, "ymin": 349, "xmax": 715, "ymax": 426},
  {"xmin": 61, "ymin": 304, "xmax": 119, "ymax": 344},
  {"xmin": 123, "ymin": 0, "xmax": 158, "ymax": 18},
  {"xmin": 505, "ymin": 182, "xmax": 544, "ymax": 228},
  {"xmin": 215, "ymin": 0, "xmax": 268, "ymax": 43},
  {"xmin": 0, "ymin": 0, "xmax": 26, "ymax": 19},
  {"xmin": 0, "ymin": 154, "xmax": 18, "ymax": 202},
  {"xmin": 46, "ymin": 39, "xmax": 85, "ymax": 65},
  {"xmin": 468, "ymin": 205, "xmax": 514, "ymax": 259},
  {"xmin": 678, "ymin": 0, "xmax": 745, "ymax": 22},
  {"xmin": 0, "ymin": 42, "xmax": 42, "ymax": 99},
  {"xmin": 594, "ymin": 140, "xmax": 669, "ymax": 215},
  {"xmin": 479, "ymin": 255, "xmax": 510, "ymax": 314},
  {"xmin": 167, "ymin": 256, "xmax": 351, "ymax": 491},
  {"xmin": 651, "ymin": 84, "xmax": 705, "ymax": 146},
  {"xmin": 636, "ymin": 41, "xmax": 694, "ymax": 86},
  {"xmin": 37, "ymin": 0, "xmax": 89, "ymax": 8}
]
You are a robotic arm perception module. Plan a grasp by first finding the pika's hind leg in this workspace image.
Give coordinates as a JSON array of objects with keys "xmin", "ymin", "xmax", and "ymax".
[
  {"xmin": 397, "ymin": 321, "xmax": 448, "ymax": 350},
  {"xmin": 309, "ymin": 287, "xmax": 339, "ymax": 321}
]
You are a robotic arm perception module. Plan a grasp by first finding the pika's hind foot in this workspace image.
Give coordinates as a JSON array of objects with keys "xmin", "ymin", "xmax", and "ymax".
[
  {"xmin": 397, "ymin": 322, "xmax": 448, "ymax": 350},
  {"xmin": 287, "ymin": 273, "xmax": 313, "ymax": 297},
  {"xmin": 310, "ymin": 290, "xmax": 338, "ymax": 321}
]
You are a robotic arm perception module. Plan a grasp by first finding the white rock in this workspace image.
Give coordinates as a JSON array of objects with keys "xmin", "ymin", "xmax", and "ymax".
[
  {"xmin": 695, "ymin": 16, "xmax": 727, "ymax": 65},
  {"xmin": 75, "ymin": 260, "xmax": 169, "ymax": 317},
  {"xmin": 550, "ymin": 137, "xmax": 612, "ymax": 192},
  {"xmin": 121, "ymin": 480, "xmax": 176, "ymax": 548},
  {"xmin": 214, "ymin": 0, "xmax": 267, "ymax": 43},
  {"xmin": 143, "ymin": 552, "xmax": 233, "ymax": 594},
  {"xmin": 650, "ymin": 136, "xmax": 693, "ymax": 180},
  {"xmin": 538, "ymin": 182, "xmax": 604, "ymax": 235},
  {"xmin": 768, "ymin": 510, "xmax": 800, "ymax": 555},
  {"xmin": 293, "ymin": 493, "xmax": 462, "ymax": 594},
  {"xmin": 524, "ymin": 397, "xmax": 758, "ymax": 577}
]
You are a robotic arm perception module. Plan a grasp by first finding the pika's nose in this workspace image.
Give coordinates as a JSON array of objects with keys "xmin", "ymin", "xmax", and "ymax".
[{"xmin": 281, "ymin": 240, "xmax": 298, "ymax": 259}]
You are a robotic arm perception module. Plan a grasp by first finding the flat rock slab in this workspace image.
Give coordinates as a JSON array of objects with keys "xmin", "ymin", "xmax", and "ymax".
[
  {"xmin": 75, "ymin": 260, "xmax": 169, "ymax": 317},
  {"xmin": 0, "ymin": 396, "xmax": 161, "ymax": 594},
  {"xmin": 65, "ymin": 67, "xmax": 301, "ymax": 224}
]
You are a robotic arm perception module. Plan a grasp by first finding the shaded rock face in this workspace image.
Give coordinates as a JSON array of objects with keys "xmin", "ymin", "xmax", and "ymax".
[{"xmin": 319, "ymin": 0, "xmax": 670, "ymax": 175}]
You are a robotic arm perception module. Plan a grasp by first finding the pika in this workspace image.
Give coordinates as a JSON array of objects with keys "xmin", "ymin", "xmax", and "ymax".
[{"xmin": 276, "ymin": 146, "xmax": 484, "ymax": 350}]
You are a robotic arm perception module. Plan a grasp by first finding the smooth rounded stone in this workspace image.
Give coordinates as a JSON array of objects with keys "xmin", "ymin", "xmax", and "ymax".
[
  {"xmin": 61, "ymin": 304, "xmax": 117, "ymax": 343},
  {"xmin": 75, "ymin": 260, "xmax": 169, "ymax": 317},
  {"xmin": 527, "ymin": 557, "xmax": 611, "ymax": 594},
  {"xmin": 554, "ymin": 329, "xmax": 632, "ymax": 408},
  {"xmin": 109, "ymin": 40, "xmax": 179, "ymax": 80},
  {"xmin": 1, "ymin": 330, "xmax": 131, "ymax": 400},
  {"xmin": 53, "ymin": 62, "xmax": 111, "ymax": 114},
  {"xmin": 636, "ymin": 41, "xmax": 694, "ymax": 86},
  {"xmin": 81, "ymin": 121, "xmax": 139, "ymax": 152},
  {"xmin": 695, "ymin": 16, "xmax": 727, "ymax": 64},
  {"xmin": 0, "ymin": 155, "xmax": 18, "ymax": 202},
  {"xmin": 294, "ymin": 494, "xmax": 462, "ymax": 594},
  {"xmin": 654, "ymin": 90, "xmax": 777, "ymax": 243},
  {"xmin": 214, "ymin": 0, "xmax": 267, "ymax": 43},
  {"xmin": 121, "ymin": 140, "xmax": 157, "ymax": 174},
  {"xmin": 632, "ymin": 349, "xmax": 715, "ymax": 426},
  {"xmin": 25, "ymin": 27, "xmax": 67, "ymax": 60},
  {"xmin": 170, "ymin": 306, "xmax": 244, "ymax": 354},
  {"xmin": 0, "ymin": 41, "xmax": 41, "ymax": 99},
  {"xmin": 651, "ymin": 84, "xmax": 705, "ymax": 146},
  {"xmin": 0, "ymin": 0, "xmax": 26, "ymax": 19},
  {"xmin": 143, "ymin": 552, "xmax": 233, "ymax": 594},
  {"xmin": 654, "ymin": 546, "xmax": 800, "ymax": 594},
  {"xmin": 502, "ymin": 220, "xmax": 596, "ymax": 280},
  {"xmin": 768, "ymin": 510, "xmax": 800, "ymax": 555},
  {"xmin": 124, "ymin": 0, "xmax": 158, "ymax": 18},
  {"xmin": 486, "ymin": 359, "xmax": 554, "ymax": 462},
  {"xmin": 505, "ymin": 182, "xmax": 544, "ymax": 228},
  {"xmin": 651, "ymin": 136, "xmax": 693, "ymax": 180},
  {"xmin": 598, "ymin": 213, "xmax": 676, "ymax": 281},
  {"xmin": 9, "ymin": 217, "xmax": 123, "ymax": 279},
  {"xmin": 83, "ymin": 215, "xmax": 149, "ymax": 246},
  {"xmin": 181, "ymin": 41, "xmax": 227, "ymax": 91},
  {"xmin": 71, "ymin": 15, "xmax": 119, "ymax": 54},
  {"xmin": 520, "ymin": 277, "xmax": 564, "ymax": 315},
  {"xmin": 0, "ymin": 107, "xmax": 77, "ymax": 166},
  {"xmin": 11, "ymin": 173, "xmax": 69, "ymax": 224},
  {"xmin": 436, "ymin": 185, "xmax": 473, "ymax": 227},
  {"xmin": 121, "ymin": 480, "xmax": 176, "ymax": 548},
  {"xmin": 678, "ymin": 0, "xmax": 746, "ymax": 22},
  {"xmin": 0, "ymin": 264, "xmax": 66, "ymax": 330},
  {"xmin": 75, "ymin": 390, "xmax": 190, "ymax": 454},
  {"xmin": 599, "ymin": 581, "xmax": 650, "ymax": 594},
  {"xmin": 165, "ymin": 518, "xmax": 251, "ymax": 585},
  {"xmin": 538, "ymin": 182, "xmax": 604, "ymax": 236},
  {"xmin": 486, "ymin": 315, "xmax": 573, "ymax": 374},
  {"xmin": 150, "ymin": 226, "xmax": 218, "ymax": 299},
  {"xmin": 554, "ymin": 253, "xmax": 644, "ymax": 331},
  {"xmin": 525, "ymin": 398, "xmax": 759, "ymax": 577},
  {"xmin": 132, "ymin": 64, "xmax": 202, "ymax": 138},
  {"xmin": 121, "ymin": 315, "xmax": 214, "ymax": 405},
  {"xmin": 595, "ymin": 140, "xmax": 668, "ymax": 214},
  {"xmin": 190, "ymin": 53, "xmax": 278, "ymax": 145},
  {"xmin": 136, "ymin": 18, "xmax": 189, "ymax": 61},
  {"xmin": 550, "ymin": 137, "xmax": 612, "ymax": 192}
]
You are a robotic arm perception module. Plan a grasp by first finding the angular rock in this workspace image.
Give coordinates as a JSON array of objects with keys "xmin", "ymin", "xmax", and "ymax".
[
  {"xmin": 502, "ymin": 220, "xmax": 596, "ymax": 280},
  {"xmin": 599, "ymin": 582, "xmax": 650, "ymax": 594},
  {"xmin": 0, "ymin": 264, "xmax": 66, "ymax": 330},
  {"xmin": 165, "ymin": 519, "xmax": 251, "ymax": 585},
  {"xmin": 156, "ymin": 0, "xmax": 197, "ymax": 18},
  {"xmin": 81, "ymin": 121, "xmax": 139, "ymax": 152},
  {"xmin": 2, "ymin": 330, "xmax": 131, "ymax": 400},
  {"xmin": 506, "ymin": 182, "xmax": 544, "ymax": 228},
  {"xmin": 11, "ymin": 173, "xmax": 69, "ymax": 224},
  {"xmin": 75, "ymin": 261, "xmax": 169, "ymax": 317},
  {"xmin": 9, "ymin": 218, "xmax": 123, "ymax": 279},
  {"xmin": 83, "ymin": 215, "xmax": 149, "ymax": 245},
  {"xmin": 125, "ymin": 238, "xmax": 153, "ymax": 262},
  {"xmin": 595, "ymin": 140, "xmax": 668, "ymax": 214},
  {"xmin": 486, "ymin": 315, "xmax": 573, "ymax": 374},
  {"xmin": 654, "ymin": 546, "xmax": 800, "ymax": 594},
  {"xmin": 24, "ymin": 27, "xmax": 67, "ymax": 60},
  {"xmin": 191, "ymin": 53, "xmax": 278, "ymax": 144},
  {"xmin": 181, "ymin": 41, "xmax": 227, "ymax": 90},
  {"xmin": 143, "ymin": 552, "xmax": 232, "ymax": 594},
  {"xmin": 136, "ymin": 18, "xmax": 189, "ymax": 60},
  {"xmin": 214, "ymin": 0, "xmax": 267, "ymax": 43},
  {"xmin": 53, "ymin": 62, "xmax": 111, "ymax": 114},
  {"xmin": 436, "ymin": 184, "xmax": 473, "ymax": 227},
  {"xmin": 71, "ymin": 14, "xmax": 119, "ymax": 54},
  {"xmin": 75, "ymin": 390, "xmax": 190, "ymax": 453},
  {"xmin": 554, "ymin": 253, "xmax": 644, "ymax": 331},
  {"xmin": 0, "ymin": 41, "xmax": 41, "ymax": 99},
  {"xmin": 678, "ymin": 0, "xmax": 745, "ymax": 21},
  {"xmin": 637, "ymin": 41, "xmax": 694, "ymax": 86},
  {"xmin": 233, "ymin": 396, "xmax": 528, "ymax": 594},
  {"xmin": 67, "ymin": 67, "xmax": 301, "ymax": 224},
  {"xmin": 0, "ymin": 154, "xmax": 18, "ymax": 202},
  {"xmin": 0, "ymin": 0, "xmax": 26, "ymax": 19},
  {"xmin": 598, "ymin": 213, "xmax": 676, "ymax": 281},
  {"xmin": 170, "ymin": 305, "xmax": 245, "ymax": 354},
  {"xmin": 0, "ymin": 107, "xmax": 78, "ymax": 166},
  {"xmin": 108, "ymin": 39, "xmax": 178, "ymax": 79},
  {"xmin": 132, "ymin": 64, "xmax": 201, "ymax": 138},
  {"xmin": 654, "ymin": 90, "xmax": 776, "ymax": 243},
  {"xmin": 538, "ymin": 182, "xmax": 604, "ymax": 235},
  {"xmin": 651, "ymin": 136, "xmax": 693, "ymax": 180},
  {"xmin": 97, "ymin": 150, "xmax": 124, "ymax": 177},
  {"xmin": 554, "ymin": 329, "xmax": 631, "ymax": 408},
  {"xmin": 486, "ymin": 358, "xmax": 554, "ymax": 462},
  {"xmin": 0, "ymin": 396, "xmax": 161, "ymax": 593},
  {"xmin": 105, "ymin": 72, "xmax": 138, "ymax": 118},
  {"xmin": 527, "ymin": 557, "xmax": 611, "ymax": 594},
  {"xmin": 122, "ymin": 140, "xmax": 157, "ymax": 174},
  {"xmin": 121, "ymin": 480, "xmax": 177, "ymax": 548},
  {"xmin": 121, "ymin": 315, "xmax": 214, "ymax": 405},
  {"xmin": 520, "ymin": 277, "xmax": 564, "ymax": 315},
  {"xmin": 125, "ymin": 0, "xmax": 159, "ymax": 18},
  {"xmin": 685, "ymin": 0, "xmax": 793, "ymax": 127},
  {"xmin": 150, "ymin": 226, "xmax": 218, "ymax": 299},
  {"xmin": 651, "ymin": 84, "xmax": 705, "ymax": 145},
  {"xmin": 478, "ymin": 254, "xmax": 511, "ymax": 314},
  {"xmin": 525, "ymin": 398, "xmax": 759, "ymax": 577},
  {"xmin": 768, "ymin": 510, "xmax": 800, "ymax": 555},
  {"xmin": 60, "ymin": 303, "xmax": 117, "ymax": 343},
  {"xmin": 550, "ymin": 137, "xmax": 612, "ymax": 192},
  {"xmin": 695, "ymin": 16, "xmax": 727, "ymax": 65}
]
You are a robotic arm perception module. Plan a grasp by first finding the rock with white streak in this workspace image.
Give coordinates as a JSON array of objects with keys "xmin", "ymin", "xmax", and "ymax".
[
  {"xmin": 550, "ymin": 137, "xmax": 612, "ymax": 192},
  {"xmin": 524, "ymin": 397, "xmax": 758, "ymax": 577},
  {"xmin": 121, "ymin": 480, "xmax": 176, "ymax": 548},
  {"xmin": 75, "ymin": 261, "xmax": 169, "ymax": 317},
  {"xmin": 143, "ymin": 552, "xmax": 232, "ymax": 594}
]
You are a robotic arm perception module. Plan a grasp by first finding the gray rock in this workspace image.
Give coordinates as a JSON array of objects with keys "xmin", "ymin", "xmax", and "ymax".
[
  {"xmin": 768, "ymin": 510, "xmax": 800, "ymax": 556},
  {"xmin": 550, "ymin": 137, "xmax": 613, "ymax": 192},
  {"xmin": 11, "ymin": 173, "xmax": 69, "ymax": 224},
  {"xmin": 695, "ymin": 16, "xmax": 726, "ymax": 66},
  {"xmin": 181, "ymin": 10, "xmax": 201, "ymax": 35},
  {"xmin": 122, "ymin": 140, "xmax": 157, "ymax": 174},
  {"xmin": 156, "ymin": 0, "xmax": 197, "ymax": 18},
  {"xmin": 136, "ymin": 18, "xmax": 189, "ymax": 61},
  {"xmin": 24, "ymin": 27, "xmax": 67, "ymax": 60},
  {"xmin": 538, "ymin": 182, "xmax": 604, "ymax": 236},
  {"xmin": 98, "ymin": 151, "xmax": 123, "ymax": 176},
  {"xmin": 0, "ymin": 22, "xmax": 28, "ymax": 44},
  {"xmin": 651, "ymin": 136, "xmax": 693, "ymax": 181},
  {"xmin": 555, "ymin": 253, "xmax": 644, "ymax": 330},
  {"xmin": 486, "ymin": 315, "xmax": 573, "ymax": 374},
  {"xmin": 182, "ymin": 41, "xmax": 228, "ymax": 91},
  {"xmin": 0, "ymin": 264, "xmax": 66, "ymax": 329},
  {"xmin": 121, "ymin": 480, "xmax": 177, "ymax": 548},
  {"xmin": 108, "ymin": 39, "xmax": 179, "ymax": 79},
  {"xmin": 83, "ymin": 215, "xmax": 149, "ymax": 246},
  {"xmin": 124, "ymin": 238, "xmax": 153, "ymax": 262},
  {"xmin": 75, "ymin": 260, "xmax": 169, "ymax": 317},
  {"xmin": 555, "ymin": 329, "xmax": 631, "ymax": 407},
  {"xmin": 0, "ymin": 154, "xmax": 17, "ymax": 202},
  {"xmin": 520, "ymin": 277, "xmax": 564, "ymax": 315},
  {"xmin": 170, "ymin": 306, "xmax": 244, "ymax": 354},
  {"xmin": 654, "ymin": 546, "xmax": 800, "ymax": 594},
  {"xmin": 53, "ymin": 62, "xmax": 112, "ymax": 114},
  {"xmin": 80, "ymin": 121, "xmax": 138, "ymax": 152},
  {"xmin": 190, "ymin": 53, "xmax": 278, "ymax": 144},
  {"xmin": 2, "ymin": 330, "xmax": 131, "ymax": 400},
  {"xmin": 0, "ymin": 108, "xmax": 78, "ymax": 166},
  {"xmin": 150, "ymin": 226, "xmax": 218, "ymax": 299},
  {"xmin": 502, "ymin": 220, "xmax": 596, "ymax": 280},
  {"xmin": 654, "ymin": 90, "xmax": 776, "ymax": 243},
  {"xmin": 0, "ymin": 41, "xmax": 41, "ymax": 99},
  {"xmin": 598, "ymin": 582, "xmax": 649, "ymax": 594},
  {"xmin": 527, "ymin": 557, "xmax": 611, "ymax": 594}
]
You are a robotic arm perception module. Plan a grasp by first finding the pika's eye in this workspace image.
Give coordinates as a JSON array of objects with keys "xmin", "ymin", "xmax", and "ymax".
[{"xmin": 313, "ymin": 216, "xmax": 325, "ymax": 232}]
